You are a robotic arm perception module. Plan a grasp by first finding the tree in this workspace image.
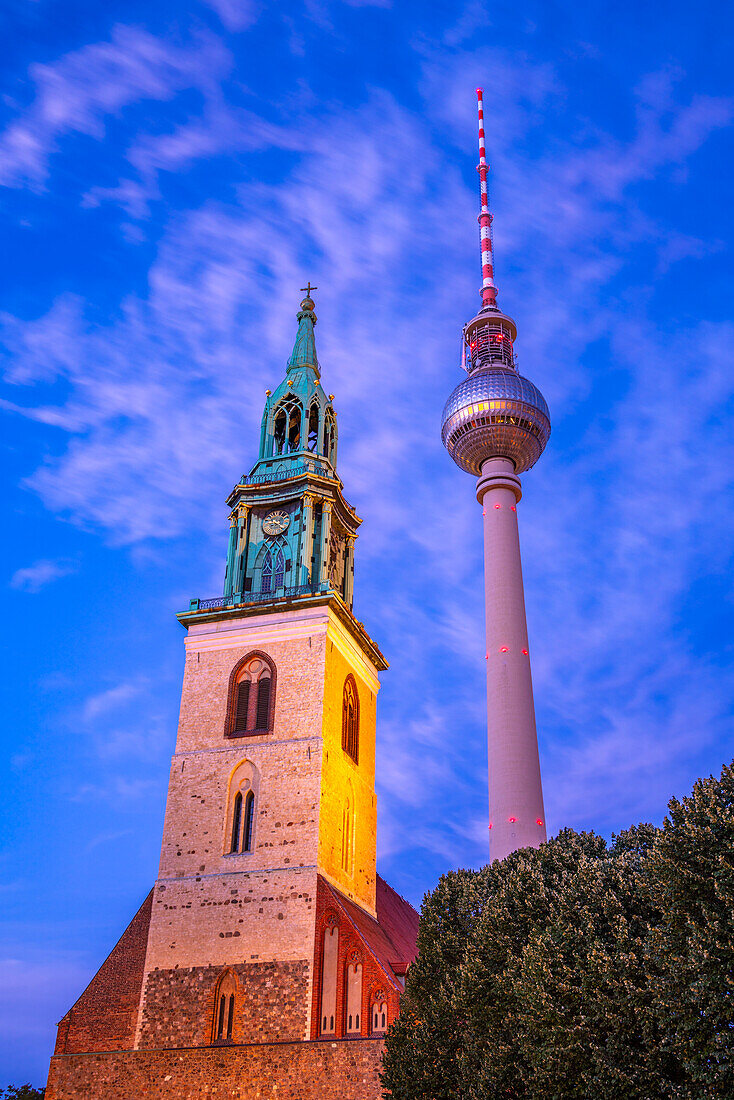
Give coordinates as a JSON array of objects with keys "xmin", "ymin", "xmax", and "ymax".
[
  {"xmin": 0, "ymin": 1087, "xmax": 46, "ymax": 1099},
  {"xmin": 647, "ymin": 762, "xmax": 734, "ymax": 1099},
  {"xmin": 383, "ymin": 762, "xmax": 734, "ymax": 1099}
]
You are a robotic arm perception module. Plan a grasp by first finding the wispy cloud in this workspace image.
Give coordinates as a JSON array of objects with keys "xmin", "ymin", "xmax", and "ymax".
[
  {"xmin": 1, "ymin": 10, "xmax": 733, "ymax": 884},
  {"xmin": 0, "ymin": 25, "xmax": 230, "ymax": 189},
  {"xmin": 10, "ymin": 557, "xmax": 78, "ymax": 592},
  {"xmin": 81, "ymin": 681, "xmax": 145, "ymax": 722}
]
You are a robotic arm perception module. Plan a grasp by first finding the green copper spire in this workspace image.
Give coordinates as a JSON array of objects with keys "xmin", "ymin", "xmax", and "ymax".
[{"xmin": 287, "ymin": 290, "xmax": 320, "ymax": 377}]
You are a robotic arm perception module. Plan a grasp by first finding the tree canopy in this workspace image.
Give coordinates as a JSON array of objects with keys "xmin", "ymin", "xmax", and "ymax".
[{"xmin": 382, "ymin": 761, "xmax": 734, "ymax": 1100}]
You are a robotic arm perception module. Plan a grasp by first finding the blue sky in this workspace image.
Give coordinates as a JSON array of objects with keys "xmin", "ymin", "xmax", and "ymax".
[{"xmin": 1, "ymin": 0, "xmax": 733, "ymax": 1085}]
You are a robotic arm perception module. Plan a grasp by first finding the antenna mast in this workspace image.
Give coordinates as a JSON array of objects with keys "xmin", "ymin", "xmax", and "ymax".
[{"xmin": 476, "ymin": 88, "xmax": 498, "ymax": 310}]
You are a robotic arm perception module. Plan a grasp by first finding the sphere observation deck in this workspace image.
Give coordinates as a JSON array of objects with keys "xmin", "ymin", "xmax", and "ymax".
[{"xmin": 441, "ymin": 366, "xmax": 550, "ymax": 476}]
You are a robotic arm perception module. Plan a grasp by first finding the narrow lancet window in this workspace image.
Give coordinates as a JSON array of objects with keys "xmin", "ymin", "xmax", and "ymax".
[
  {"xmin": 262, "ymin": 551, "xmax": 273, "ymax": 593},
  {"xmin": 242, "ymin": 790, "xmax": 255, "ymax": 852},
  {"xmin": 308, "ymin": 402, "xmax": 319, "ymax": 451},
  {"xmin": 230, "ymin": 791, "xmax": 243, "ymax": 853},
  {"xmin": 274, "ymin": 409, "xmax": 287, "ymax": 455},
  {"xmin": 273, "ymin": 548, "xmax": 284, "ymax": 590},
  {"xmin": 213, "ymin": 972, "xmax": 237, "ymax": 1043},
  {"xmin": 288, "ymin": 405, "xmax": 301, "ymax": 451},
  {"xmin": 342, "ymin": 677, "xmax": 359, "ymax": 763}
]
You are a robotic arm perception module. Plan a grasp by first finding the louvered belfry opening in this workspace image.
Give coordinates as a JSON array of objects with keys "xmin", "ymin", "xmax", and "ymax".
[
  {"xmin": 228, "ymin": 653, "xmax": 275, "ymax": 736},
  {"xmin": 341, "ymin": 675, "xmax": 359, "ymax": 763},
  {"xmin": 235, "ymin": 681, "xmax": 250, "ymax": 731}
]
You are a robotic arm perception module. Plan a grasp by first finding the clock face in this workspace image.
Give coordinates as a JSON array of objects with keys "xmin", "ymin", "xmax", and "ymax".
[{"xmin": 263, "ymin": 510, "xmax": 290, "ymax": 537}]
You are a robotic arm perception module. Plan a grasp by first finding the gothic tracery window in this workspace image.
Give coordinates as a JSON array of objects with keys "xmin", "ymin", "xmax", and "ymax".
[
  {"xmin": 227, "ymin": 653, "xmax": 275, "ymax": 736},
  {"xmin": 272, "ymin": 396, "xmax": 302, "ymax": 456},
  {"xmin": 229, "ymin": 789, "xmax": 255, "ymax": 854},
  {"xmin": 307, "ymin": 401, "xmax": 320, "ymax": 452},
  {"xmin": 225, "ymin": 760, "xmax": 258, "ymax": 857},
  {"xmin": 213, "ymin": 971, "xmax": 237, "ymax": 1043},
  {"xmin": 261, "ymin": 548, "xmax": 285, "ymax": 594},
  {"xmin": 322, "ymin": 406, "xmax": 336, "ymax": 461}
]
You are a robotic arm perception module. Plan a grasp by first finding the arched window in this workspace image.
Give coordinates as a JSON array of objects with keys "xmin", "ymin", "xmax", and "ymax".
[
  {"xmin": 229, "ymin": 789, "xmax": 255, "ymax": 854},
  {"xmin": 273, "ymin": 408, "xmax": 287, "ymax": 455},
  {"xmin": 271, "ymin": 396, "xmax": 303, "ymax": 456},
  {"xmin": 342, "ymin": 676, "xmax": 359, "ymax": 763},
  {"xmin": 262, "ymin": 551, "xmax": 273, "ymax": 593},
  {"xmin": 225, "ymin": 760, "xmax": 258, "ymax": 857},
  {"xmin": 288, "ymin": 403, "xmax": 301, "ymax": 451},
  {"xmin": 212, "ymin": 971, "xmax": 237, "ymax": 1043},
  {"xmin": 273, "ymin": 548, "xmax": 284, "ymax": 590},
  {"xmin": 319, "ymin": 922, "xmax": 339, "ymax": 1035},
  {"xmin": 260, "ymin": 546, "xmax": 284, "ymax": 594},
  {"xmin": 346, "ymin": 959, "xmax": 362, "ymax": 1034},
  {"xmin": 226, "ymin": 652, "xmax": 276, "ymax": 736},
  {"xmin": 371, "ymin": 999, "xmax": 388, "ymax": 1034},
  {"xmin": 242, "ymin": 789, "xmax": 255, "ymax": 852},
  {"xmin": 230, "ymin": 791, "xmax": 243, "ymax": 853},
  {"xmin": 307, "ymin": 402, "xmax": 320, "ymax": 452},
  {"xmin": 322, "ymin": 406, "xmax": 336, "ymax": 461}
]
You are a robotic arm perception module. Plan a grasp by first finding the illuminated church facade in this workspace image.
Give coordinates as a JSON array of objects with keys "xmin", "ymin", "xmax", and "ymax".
[{"xmin": 46, "ymin": 292, "xmax": 418, "ymax": 1099}]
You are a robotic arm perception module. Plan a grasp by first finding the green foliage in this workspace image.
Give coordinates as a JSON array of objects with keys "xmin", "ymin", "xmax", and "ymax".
[
  {"xmin": 0, "ymin": 1087, "xmax": 46, "ymax": 1099},
  {"xmin": 648, "ymin": 762, "xmax": 734, "ymax": 1099},
  {"xmin": 382, "ymin": 761, "xmax": 734, "ymax": 1100}
]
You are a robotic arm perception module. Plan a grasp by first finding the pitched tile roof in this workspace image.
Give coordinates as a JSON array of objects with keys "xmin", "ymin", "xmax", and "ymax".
[{"xmin": 320, "ymin": 874, "xmax": 419, "ymax": 988}]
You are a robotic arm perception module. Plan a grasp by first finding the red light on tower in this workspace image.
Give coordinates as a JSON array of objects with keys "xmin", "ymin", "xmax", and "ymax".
[
  {"xmin": 493, "ymin": 503, "xmax": 501, "ymax": 509},
  {"xmin": 508, "ymin": 816, "xmax": 517, "ymax": 823},
  {"xmin": 536, "ymin": 819, "xmax": 544, "ymax": 827},
  {"xmin": 499, "ymin": 646, "xmax": 509, "ymax": 653}
]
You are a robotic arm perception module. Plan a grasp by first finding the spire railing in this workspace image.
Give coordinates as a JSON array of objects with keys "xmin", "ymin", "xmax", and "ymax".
[{"xmin": 238, "ymin": 461, "xmax": 334, "ymax": 487}]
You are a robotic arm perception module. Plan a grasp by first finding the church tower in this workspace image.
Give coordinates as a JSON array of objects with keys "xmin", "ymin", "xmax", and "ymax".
[{"xmin": 47, "ymin": 292, "xmax": 418, "ymax": 1100}]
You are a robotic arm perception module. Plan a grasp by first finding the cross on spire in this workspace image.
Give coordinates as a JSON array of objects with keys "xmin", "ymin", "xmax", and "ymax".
[{"xmin": 300, "ymin": 282, "xmax": 318, "ymax": 296}]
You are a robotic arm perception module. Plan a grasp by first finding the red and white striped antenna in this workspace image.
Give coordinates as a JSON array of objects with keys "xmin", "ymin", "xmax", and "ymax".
[{"xmin": 476, "ymin": 88, "xmax": 498, "ymax": 310}]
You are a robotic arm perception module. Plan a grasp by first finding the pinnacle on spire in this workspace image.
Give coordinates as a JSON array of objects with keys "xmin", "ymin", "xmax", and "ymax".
[
  {"xmin": 287, "ymin": 289, "xmax": 320, "ymax": 376},
  {"xmin": 476, "ymin": 88, "xmax": 498, "ymax": 310}
]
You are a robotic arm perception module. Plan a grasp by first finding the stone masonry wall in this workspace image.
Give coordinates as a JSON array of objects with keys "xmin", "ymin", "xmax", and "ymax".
[
  {"xmin": 46, "ymin": 1038, "xmax": 385, "ymax": 1100},
  {"xmin": 138, "ymin": 960, "xmax": 308, "ymax": 1048},
  {"xmin": 143, "ymin": 866, "xmax": 317, "ymax": 973}
]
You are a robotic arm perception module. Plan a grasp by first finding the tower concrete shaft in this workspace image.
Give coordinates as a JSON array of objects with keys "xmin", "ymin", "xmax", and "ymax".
[{"xmin": 477, "ymin": 458, "xmax": 546, "ymax": 860}]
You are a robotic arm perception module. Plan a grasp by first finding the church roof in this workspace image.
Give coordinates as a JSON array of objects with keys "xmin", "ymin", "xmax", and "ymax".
[{"xmin": 320, "ymin": 874, "xmax": 419, "ymax": 985}]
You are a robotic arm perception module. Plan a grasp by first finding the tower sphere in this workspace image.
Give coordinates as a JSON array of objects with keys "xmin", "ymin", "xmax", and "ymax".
[{"xmin": 441, "ymin": 365, "xmax": 550, "ymax": 476}]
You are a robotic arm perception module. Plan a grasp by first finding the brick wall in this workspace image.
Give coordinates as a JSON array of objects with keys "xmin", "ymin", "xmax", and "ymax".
[
  {"xmin": 310, "ymin": 876, "xmax": 400, "ymax": 1041},
  {"xmin": 55, "ymin": 891, "xmax": 153, "ymax": 1055},
  {"xmin": 46, "ymin": 1038, "xmax": 385, "ymax": 1100},
  {"xmin": 138, "ymin": 960, "xmax": 309, "ymax": 1048}
]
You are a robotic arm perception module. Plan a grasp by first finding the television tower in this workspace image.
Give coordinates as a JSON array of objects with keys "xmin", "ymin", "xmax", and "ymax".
[{"xmin": 441, "ymin": 90, "xmax": 551, "ymax": 861}]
